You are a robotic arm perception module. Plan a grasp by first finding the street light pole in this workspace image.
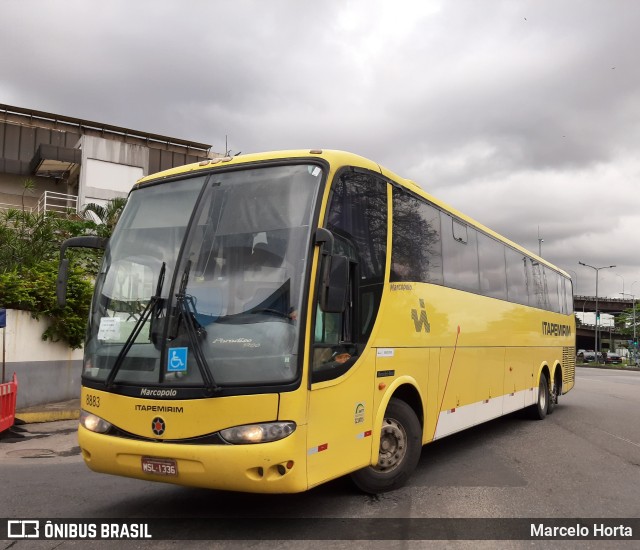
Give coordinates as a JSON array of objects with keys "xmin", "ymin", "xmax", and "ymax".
[
  {"xmin": 621, "ymin": 292, "xmax": 636, "ymax": 365},
  {"xmin": 566, "ymin": 269, "xmax": 579, "ymax": 297},
  {"xmin": 579, "ymin": 262, "xmax": 616, "ymax": 364},
  {"xmin": 538, "ymin": 226, "xmax": 543, "ymax": 257},
  {"xmin": 630, "ymin": 281, "xmax": 640, "ymax": 365}
]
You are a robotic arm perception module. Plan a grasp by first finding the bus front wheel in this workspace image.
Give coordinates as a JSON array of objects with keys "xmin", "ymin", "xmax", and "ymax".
[{"xmin": 351, "ymin": 398, "xmax": 421, "ymax": 494}]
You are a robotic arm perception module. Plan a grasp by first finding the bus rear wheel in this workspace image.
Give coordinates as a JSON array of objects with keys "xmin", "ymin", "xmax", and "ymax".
[
  {"xmin": 547, "ymin": 375, "xmax": 560, "ymax": 415},
  {"xmin": 351, "ymin": 398, "xmax": 421, "ymax": 494},
  {"xmin": 528, "ymin": 375, "xmax": 549, "ymax": 420}
]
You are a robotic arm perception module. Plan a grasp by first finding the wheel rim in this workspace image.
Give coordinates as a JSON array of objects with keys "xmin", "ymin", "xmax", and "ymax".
[{"xmin": 374, "ymin": 417, "xmax": 407, "ymax": 473}]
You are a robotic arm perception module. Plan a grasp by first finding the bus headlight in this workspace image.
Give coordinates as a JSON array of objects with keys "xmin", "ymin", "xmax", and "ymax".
[
  {"xmin": 220, "ymin": 422, "xmax": 296, "ymax": 444},
  {"xmin": 80, "ymin": 410, "xmax": 112, "ymax": 434}
]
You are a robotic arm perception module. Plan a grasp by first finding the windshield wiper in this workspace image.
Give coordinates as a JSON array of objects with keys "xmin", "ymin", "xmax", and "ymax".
[
  {"xmin": 105, "ymin": 262, "xmax": 166, "ymax": 389},
  {"xmin": 175, "ymin": 260, "xmax": 220, "ymax": 394}
]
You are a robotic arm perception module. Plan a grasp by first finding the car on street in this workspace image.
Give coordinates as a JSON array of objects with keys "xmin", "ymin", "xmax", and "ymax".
[
  {"xmin": 604, "ymin": 352, "xmax": 623, "ymax": 364},
  {"xmin": 579, "ymin": 350, "xmax": 603, "ymax": 363}
]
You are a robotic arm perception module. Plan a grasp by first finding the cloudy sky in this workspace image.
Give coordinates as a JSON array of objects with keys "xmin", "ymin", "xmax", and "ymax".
[{"xmin": 2, "ymin": 0, "xmax": 640, "ymax": 299}]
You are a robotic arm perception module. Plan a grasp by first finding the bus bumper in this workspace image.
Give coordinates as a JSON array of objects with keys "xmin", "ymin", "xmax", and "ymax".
[{"xmin": 78, "ymin": 424, "xmax": 309, "ymax": 493}]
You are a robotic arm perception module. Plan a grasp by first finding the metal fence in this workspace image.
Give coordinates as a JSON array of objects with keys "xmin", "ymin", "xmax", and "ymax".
[
  {"xmin": 35, "ymin": 191, "xmax": 78, "ymax": 214},
  {"xmin": 0, "ymin": 191, "xmax": 78, "ymax": 215}
]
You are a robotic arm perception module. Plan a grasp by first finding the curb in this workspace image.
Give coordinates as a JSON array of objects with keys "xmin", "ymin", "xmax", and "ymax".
[
  {"xmin": 14, "ymin": 399, "xmax": 81, "ymax": 424},
  {"xmin": 577, "ymin": 364, "xmax": 640, "ymax": 372},
  {"xmin": 15, "ymin": 409, "xmax": 80, "ymax": 424}
]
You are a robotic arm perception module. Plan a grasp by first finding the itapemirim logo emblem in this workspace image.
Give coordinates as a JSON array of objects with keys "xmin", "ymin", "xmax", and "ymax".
[
  {"xmin": 411, "ymin": 299, "xmax": 431, "ymax": 333},
  {"xmin": 151, "ymin": 417, "xmax": 166, "ymax": 436}
]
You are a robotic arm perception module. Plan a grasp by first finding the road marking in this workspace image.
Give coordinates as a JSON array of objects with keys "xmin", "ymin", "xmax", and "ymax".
[
  {"xmin": 578, "ymin": 375, "xmax": 640, "ymax": 386},
  {"xmin": 596, "ymin": 428, "xmax": 640, "ymax": 449}
]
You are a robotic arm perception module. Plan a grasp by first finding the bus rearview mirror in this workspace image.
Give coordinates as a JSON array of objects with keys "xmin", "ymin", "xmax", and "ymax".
[
  {"xmin": 320, "ymin": 254, "xmax": 349, "ymax": 313},
  {"xmin": 57, "ymin": 236, "xmax": 108, "ymax": 307},
  {"xmin": 56, "ymin": 259, "xmax": 70, "ymax": 307}
]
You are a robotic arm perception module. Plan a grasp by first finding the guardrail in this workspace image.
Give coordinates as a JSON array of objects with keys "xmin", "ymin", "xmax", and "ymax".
[
  {"xmin": 0, "ymin": 373, "xmax": 18, "ymax": 433},
  {"xmin": 575, "ymin": 295, "xmax": 634, "ymax": 304},
  {"xmin": 0, "ymin": 191, "xmax": 79, "ymax": 215},
  {"xmin": 35, "ymin": 191, "xmax": 78, "ymax": 214},
  {"xmin": 0, "ymin": 202, "xmax": 24, "ymax": 213}
]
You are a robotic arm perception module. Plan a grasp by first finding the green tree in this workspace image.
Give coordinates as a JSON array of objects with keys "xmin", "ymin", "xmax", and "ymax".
[
  {"xmin": 0, "ymin": 208, "xmax": 72, "ymax": 271},
  {"xmin": 0, "ymin": 197, "xmax": 127, "ymax": 348},
  {"xmin": 0, "ymin": 261, "xmax": 93, "ymax": 348},
  {"xmin": 617, "ymin": 305, "xmax": 640, "ymax": 339}
]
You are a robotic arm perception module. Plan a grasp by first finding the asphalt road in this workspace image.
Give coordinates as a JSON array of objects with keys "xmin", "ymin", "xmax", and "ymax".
[{"xmin": 1, "ymin": 367, "xmax": 638, "ymax": 549}]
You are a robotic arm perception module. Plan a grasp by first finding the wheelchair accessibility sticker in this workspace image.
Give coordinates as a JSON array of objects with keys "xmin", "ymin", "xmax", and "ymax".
[{"xmin": 168, "ymin": 347, "xmax": 188, "ymax": 372}]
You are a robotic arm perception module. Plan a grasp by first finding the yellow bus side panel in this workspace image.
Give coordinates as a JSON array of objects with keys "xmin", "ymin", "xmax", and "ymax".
[
  {"xmin": 306, "ymin": 349, "xmax": 376, "ymax": 488},
  {"xmin": 372, "ymin": 283, "xmax": 574, "ymax": 441},
  {"xmin": 372, "ymin": 347, "xmax": 429, "ymax": 446},
  {"xmin": 378, "ymin": 283, "xmax": 574, "ymax": 348},
  {"xmin": 504, "ymin": 347, "xmax": 535, "ymax": 413}
]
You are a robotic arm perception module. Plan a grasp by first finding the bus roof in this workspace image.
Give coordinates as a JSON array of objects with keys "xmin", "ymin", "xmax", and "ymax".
[{"xmin": 135, "ymin": 149, "xmax": 570, "ymax": 279}]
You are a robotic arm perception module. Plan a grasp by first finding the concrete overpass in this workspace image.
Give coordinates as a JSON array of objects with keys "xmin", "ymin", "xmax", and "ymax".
[
  {"xmin": 573, "ymin": 296, "xmax": 635, "ymax": 351},
  {"xmin": 574, "ymin": 295, "xmax": 634, "ymax": 314},
  {"xmin": 576, "ymin": 323, "xmax": 627, "ymax": 348}
]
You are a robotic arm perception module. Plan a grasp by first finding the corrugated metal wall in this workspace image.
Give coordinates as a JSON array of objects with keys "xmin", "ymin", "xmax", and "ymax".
[
  {"xmin": 0, "ymin": 122, "xmax": 80, "ymax": 175},
  {"xmin": 1, "ymin": 120, "xmax": 207, "ymax": 176},
  {"xmin": 148, "ymin": 147, "xmax": 207, "ymax": 174}
]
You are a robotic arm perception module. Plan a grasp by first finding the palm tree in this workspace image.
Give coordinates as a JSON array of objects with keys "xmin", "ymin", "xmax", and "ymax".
[{"xmin": 82, "ymin": 197, "xmax": 127, "ymax": 237}]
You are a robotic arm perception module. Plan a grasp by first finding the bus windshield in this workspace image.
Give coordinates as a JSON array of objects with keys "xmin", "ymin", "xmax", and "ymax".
[{"xmin": 84, "ymin": 163, "xmax": 323, "ymax": 390}]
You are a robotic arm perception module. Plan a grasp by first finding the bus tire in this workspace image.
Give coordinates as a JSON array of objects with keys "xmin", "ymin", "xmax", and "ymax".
[
  {"xmin": 350, "ymin": 398, "xmax": 421, "ymax": 494},
  {"xmin": 547, "ymin": 375, "xmax": 560, "ymax": 415},
  {"xmin": 528, "ymin": 374, "xmax": 549, "ymax": 420}
]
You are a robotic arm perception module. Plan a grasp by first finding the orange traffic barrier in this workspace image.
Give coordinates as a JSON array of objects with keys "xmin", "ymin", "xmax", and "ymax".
[{"xmin": 0, "ymin": 373, "xmax": 18, "ymax": 433}]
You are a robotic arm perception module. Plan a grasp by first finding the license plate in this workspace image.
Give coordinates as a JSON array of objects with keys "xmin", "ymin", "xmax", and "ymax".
[{"xmin": 141, "ymin": 457, "xmax": 178, "ymax": 477}]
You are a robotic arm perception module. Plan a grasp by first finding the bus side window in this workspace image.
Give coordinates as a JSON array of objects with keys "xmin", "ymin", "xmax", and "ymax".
[
  {"xmin": 315, "ymin": 309, "xmax": 341, "ymax": 344},
  {"xmin": 391, "ymin": 188, "xmax": 443, "ymax": 284},
  {"xmin": 312, "ymin": 265, "xmax": 357, "ymax": 376},
  {"xmin": 312, "ymin": 168, "xmax": 387, "ymax": 382},
  {"xmin": 312, "ymin": 308, "xmax": 346, "ymax": 366}
]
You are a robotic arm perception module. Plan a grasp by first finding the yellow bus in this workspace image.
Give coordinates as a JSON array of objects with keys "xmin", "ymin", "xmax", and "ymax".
[{"xmin": 58, "ymin": 149, "xmax": 575, "ymax": 494}]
